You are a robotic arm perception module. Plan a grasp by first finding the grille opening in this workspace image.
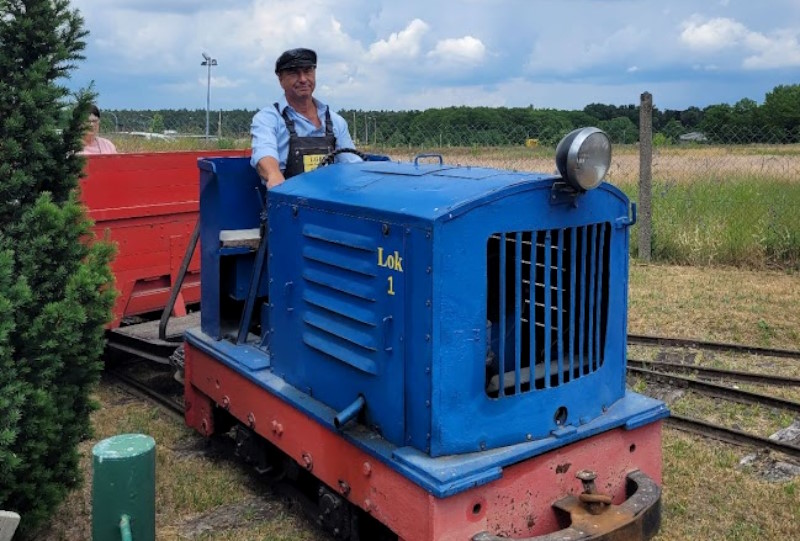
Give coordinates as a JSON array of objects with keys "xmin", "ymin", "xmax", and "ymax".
[{"xmin": 485, "ymin": 225, "xmax": 611, "ymax": 398}]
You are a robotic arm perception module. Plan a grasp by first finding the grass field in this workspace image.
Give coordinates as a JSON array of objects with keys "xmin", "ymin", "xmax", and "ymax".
[{"xmin": 33, "ymin": 261, "xmax": 800, "ymax": 541}]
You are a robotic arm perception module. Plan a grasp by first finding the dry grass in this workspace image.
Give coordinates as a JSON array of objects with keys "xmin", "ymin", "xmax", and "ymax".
[
  {"xmin": 628, "ymin": 262, "xmax": 800, "ymax": 348},
  {"xmin": 34, "ymin": 262, "xmax": 800, "ymax": 541}
]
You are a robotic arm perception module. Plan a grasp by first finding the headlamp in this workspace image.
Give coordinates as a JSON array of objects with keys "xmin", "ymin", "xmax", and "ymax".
[{"xmin": 555, "ymin": 127, "xmax": 612, "ymax": 191}]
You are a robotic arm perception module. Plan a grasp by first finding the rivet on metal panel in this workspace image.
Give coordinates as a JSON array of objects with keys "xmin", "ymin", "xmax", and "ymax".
[
  {"xmin": 221, "ymin": 396, "xmax": 230, "ymax": 410},
  {"xmin": 425, "ymin": 299, "xmax": 431, "ymax": 307},
  {"xmin": 426, "ymin": 266, "xmax": 432, "ymax": 274},
  {"xmin": 292, "ymin": 205, "xmax": 298, "ymax": 216},
  {"xmin": 302, "ymin": 452, "xmax": 313, "ymax": 471},
  {"xmin": 425, "ymin": 334, "xmax": 431, "ymax": 341},
  {"xmin": 338, "ymin": 480, "xmax": 351, "ymax": 496},
  {"xmin": 364, "ymin": 499, "xmax": 373, "ymax": 512},
  {"xmin": 425, "ymin": 400, "xmax": 430, "ymax": 407},
  {"xmin": 526, "ymin": 433, "xmax": 532, "ymax": 441},
  {"xmin": 382, "ymin": 224, "xmax": 390, "ymax": 236},
  {"xmin": 247, "ymin": 412, "xmax": 256, "ymax": 428},
  {"xmin": 215, "ymin": 379, "xmax": 220, "ymax": 389},
  {"xmin": 362, "ymin": 462, "xmax": 372, "ymax": 477},
  {"xmin": 425, "ymin": 232, "xmax": 431, "ymax": 239},
  {"xmin": 271, "ymin": 420, "xmax": 283, "ymax": 436},
  {"xmin": 425, "ymin": 367, "xmax": 431, "ymax": 374},
  {"xmin": 480, "ymin": 441, "xmax": 487, "ymax": 450}
]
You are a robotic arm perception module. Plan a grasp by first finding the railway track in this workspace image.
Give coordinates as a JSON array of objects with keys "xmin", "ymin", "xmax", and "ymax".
[{"xmin": 627, "ymin": 334, "xmax": 800, "ymax": 460}]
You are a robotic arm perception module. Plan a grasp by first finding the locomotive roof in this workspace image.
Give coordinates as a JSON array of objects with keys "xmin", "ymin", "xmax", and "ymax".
[{"xmin": 271, "ymin": 160, "xmax": 563, "ymax": 223}]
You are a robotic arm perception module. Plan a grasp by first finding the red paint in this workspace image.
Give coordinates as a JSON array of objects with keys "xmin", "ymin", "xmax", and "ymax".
[
  {"xmin": 80, "ymin": 151, "xmax": 249, "ymax": 327},
  {"xmin": 184, "ymin": 343, "xmax": 663, "ymax": 540}
]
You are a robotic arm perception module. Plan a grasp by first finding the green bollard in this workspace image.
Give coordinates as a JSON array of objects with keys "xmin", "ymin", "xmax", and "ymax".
[{"xmin": 92, "ymin": 434, "xmax": 156, "ymax": 541}]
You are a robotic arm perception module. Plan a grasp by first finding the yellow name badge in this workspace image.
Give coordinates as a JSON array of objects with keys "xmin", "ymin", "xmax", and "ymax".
[{"xmin": 303, "ymin": 154, "xmax": 325, "ymax": 172}]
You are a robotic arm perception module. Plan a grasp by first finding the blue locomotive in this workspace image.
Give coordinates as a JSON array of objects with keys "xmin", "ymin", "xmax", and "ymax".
[{"xmin": 183, "ymin": 128, "xmax": 668, "ymax": 540}]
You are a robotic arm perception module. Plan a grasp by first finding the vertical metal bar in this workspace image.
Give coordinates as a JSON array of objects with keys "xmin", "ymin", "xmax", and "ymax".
[
  {"xmin": 556, "ymin": 229, "xmax": 564, "ymax": 385},
  {"xmin": 569, "ymin": 228, "xmax": 576, "ymax": 382},
  {"xmin": 499, "ymin": 233, "xmax": 506, "ymax": 397},
  {"xmin": 588, "ymin": 225, "xmax": 598, "ymax": 372},
  {"xmin": 237, "ymin": 229, "xmax": 269, "ymax": 345},
  {"xmin": 514, "ymin": 232, "xmax": 522, "ymax": 394},
  {"xmin": 579, "ymin": 226, "xmax": 587, "ymax": 374},
  {"xmin": 529, "ymin": 231, "xmax": 538, "ymax": 387},
  {"xmin": 595, "ymin": 223, "xmax": 607, "ymax": 368},
  {"xmin": 543, "ymin": 230, "xmax": 552, "ymax": 387}
]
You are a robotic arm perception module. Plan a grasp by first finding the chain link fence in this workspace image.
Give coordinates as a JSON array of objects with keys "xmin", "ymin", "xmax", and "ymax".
[{"xmin": 96, "ymin": 103, "xmax": 800, "ymax": 269}]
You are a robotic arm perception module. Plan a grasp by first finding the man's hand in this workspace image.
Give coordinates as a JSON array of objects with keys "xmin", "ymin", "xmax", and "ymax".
[{"xmin": 256, "ymin": 156, "xmax": 285, "ymax": 189}]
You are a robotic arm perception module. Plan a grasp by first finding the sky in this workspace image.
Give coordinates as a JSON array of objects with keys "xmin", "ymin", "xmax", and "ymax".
[{"xmin": 67, "ymin": 0, "xmax": 800, "ymax": 113}]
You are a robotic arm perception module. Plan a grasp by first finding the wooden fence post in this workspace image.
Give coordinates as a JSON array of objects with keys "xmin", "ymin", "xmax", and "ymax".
[{"xmin": 638, "ymin": 92, "xmax": 653, "ymax": 262}]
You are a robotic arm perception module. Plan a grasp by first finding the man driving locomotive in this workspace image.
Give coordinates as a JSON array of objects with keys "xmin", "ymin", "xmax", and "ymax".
[{"xmin": 250, "ymin": 47, "xmax": 360, "ymax": 189}]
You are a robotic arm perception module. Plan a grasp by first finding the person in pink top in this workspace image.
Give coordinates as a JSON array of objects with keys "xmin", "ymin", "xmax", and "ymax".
[{"xmin": 81, "ymin": 104, "xmax": 117, "ymax": 154}]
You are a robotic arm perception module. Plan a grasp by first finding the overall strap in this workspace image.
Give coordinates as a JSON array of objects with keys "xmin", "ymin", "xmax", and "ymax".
[
  {"xmin": 274, "ymin": 102, "xmax": 298, "ymax": 137},
  {"xmin": 324, "ymin": 106, "xmax": 334, "ymax": 136}
]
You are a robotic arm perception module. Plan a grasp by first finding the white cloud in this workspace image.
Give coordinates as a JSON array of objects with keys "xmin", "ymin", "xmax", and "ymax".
[
  {"xmin": 428, "ymin": 36, "xmax": 486, "ymax": 64},
  {"xmin": 680, "ymin": 17, "xmax": 748, "ymax": 50},
  {"xmin": 680, "ymin": 16, "xmax": 800, "ymax": 69},
  {"xmin": 367, "ymin": 19, "xmax": 429, "ymax": 61}
]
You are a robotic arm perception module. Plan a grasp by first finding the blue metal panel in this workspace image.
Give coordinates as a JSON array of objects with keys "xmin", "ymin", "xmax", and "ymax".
[
  {"xmin": 270, "ymin": 161, "xmax": 554, "ymax": 223},
  {"xmin": 198, "ymin": 158, "xmax": 263, "ymax": 338},
  {"xmin": 429, "ymin": 183, "xmax": 633, "ymax": 456},
  {"xmin": 402, "ymin": 226, "xmax": 434, "ymax": 453},
  {"xmin": 268, "ymin": 202, "xmax": 407, "ymax": 446}
]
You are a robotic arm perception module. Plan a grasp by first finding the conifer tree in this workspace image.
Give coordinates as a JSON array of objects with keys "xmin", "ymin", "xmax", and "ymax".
[{"xmin": 0, "ymin": 0, "xmax": 115, "ymax": 535}]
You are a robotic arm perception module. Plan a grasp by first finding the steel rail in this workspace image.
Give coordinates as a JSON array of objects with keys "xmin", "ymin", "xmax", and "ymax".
[
  {"xmin": 628, "ymin": 359, "xmax": 800, "ymax": 387},
  {"xmin": 628, "ymin": 333, "xmax": 800, "ymax": 360},
  {"xmin": 665, "ymin": 414, "xmax": 800, "ymax": 459},
  {"xmin": 628, "ymin": 366, "xmax": 800, "ymax": 414},
  {"xmin": 104, "ymin": 367, "xmax": 184, "ymax": 418}
]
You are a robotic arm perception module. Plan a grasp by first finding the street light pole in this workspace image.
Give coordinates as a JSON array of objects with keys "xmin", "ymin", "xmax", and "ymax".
[{"xmin": 201, "ymin": 52, "xmax": 217, "ymax": 139}]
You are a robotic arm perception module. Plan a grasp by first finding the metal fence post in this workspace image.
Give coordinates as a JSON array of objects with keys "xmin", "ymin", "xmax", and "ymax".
[
  {"xmin": 92, "ymin": 434, "xmax": 156, "ymax": 541},
  {"xmin": 638, "ymin": 92, "xmax": 653, "ymax": 262}
]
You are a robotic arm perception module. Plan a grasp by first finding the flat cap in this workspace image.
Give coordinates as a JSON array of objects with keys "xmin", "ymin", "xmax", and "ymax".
[{"xmin": 275, "ymin": 48, "xmax": 317, "ymax": 73}]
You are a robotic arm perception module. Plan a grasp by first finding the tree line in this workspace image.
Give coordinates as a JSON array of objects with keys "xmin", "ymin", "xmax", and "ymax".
[{"xmin": 103, "ymin": 84, "xmax": 800, "ymax": 146}]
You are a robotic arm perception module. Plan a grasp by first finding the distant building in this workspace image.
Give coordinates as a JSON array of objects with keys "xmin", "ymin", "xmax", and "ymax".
[{"xmin": 679, "ymin": 132, "xmax": 708, "ymax": 143}]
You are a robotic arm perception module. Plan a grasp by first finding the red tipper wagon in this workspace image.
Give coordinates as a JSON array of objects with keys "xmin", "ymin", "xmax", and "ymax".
[{"xmin": 81, "ymin": 150, "xmax": 250, "ymax": 360}]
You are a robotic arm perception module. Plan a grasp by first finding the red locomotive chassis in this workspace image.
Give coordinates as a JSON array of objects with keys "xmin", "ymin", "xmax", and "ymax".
[{"xmin": 80, "ymin": 151, "xmax": 249, "ymax": 328}]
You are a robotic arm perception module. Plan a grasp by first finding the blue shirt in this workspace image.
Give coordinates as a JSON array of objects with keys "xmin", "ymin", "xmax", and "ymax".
[{"xmin": 250, "ymin": 96, "xmax": 359, "ymax": 171}]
